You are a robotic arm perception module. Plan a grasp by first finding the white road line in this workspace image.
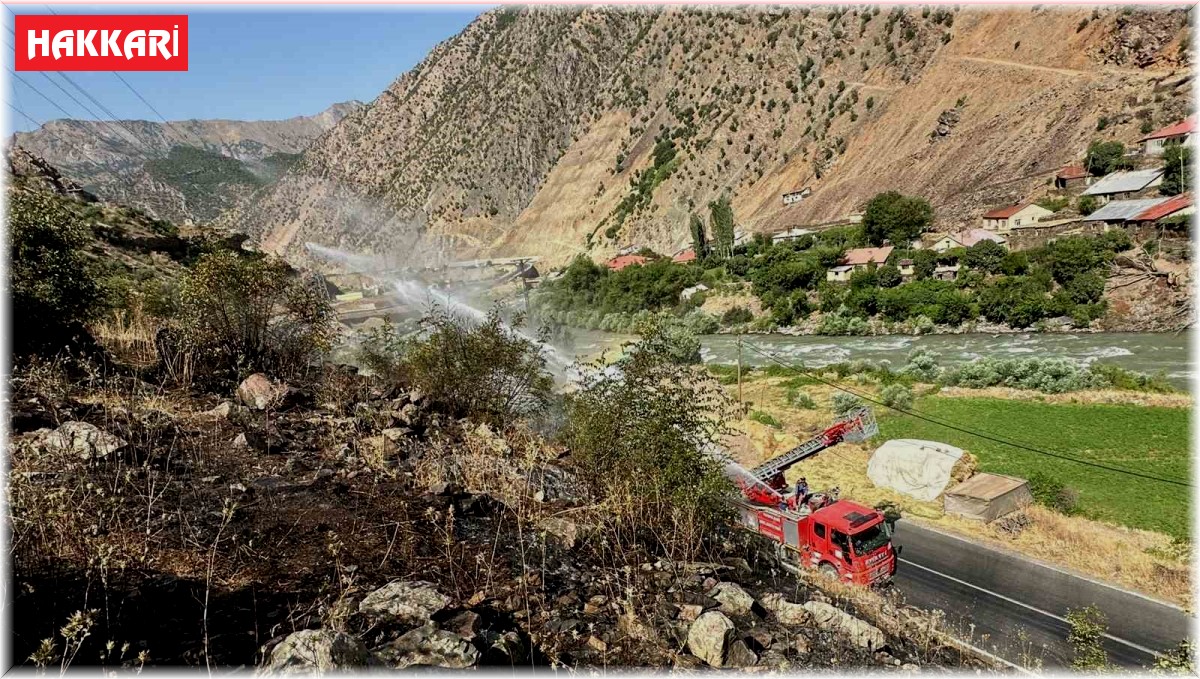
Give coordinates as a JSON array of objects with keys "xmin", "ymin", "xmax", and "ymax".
[{"xmin": 899, "ymin": 558, "xmax": 1163, "ymax": 659}]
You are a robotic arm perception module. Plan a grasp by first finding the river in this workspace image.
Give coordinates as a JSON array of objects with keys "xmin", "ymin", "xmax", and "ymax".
[{"xmin": 564, "ymin": 330, "xmax": 1193, "ymax": 388}]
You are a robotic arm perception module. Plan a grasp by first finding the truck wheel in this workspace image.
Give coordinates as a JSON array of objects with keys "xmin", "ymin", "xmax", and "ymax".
[{"xmin": 818, "ymin": 562, "xmax": 838, "ymax": 580}]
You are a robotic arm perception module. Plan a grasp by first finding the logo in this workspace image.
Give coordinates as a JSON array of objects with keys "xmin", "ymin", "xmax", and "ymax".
[{"xmin": 15, "ymin": 14, "xmax": 188, "ymax": 71}]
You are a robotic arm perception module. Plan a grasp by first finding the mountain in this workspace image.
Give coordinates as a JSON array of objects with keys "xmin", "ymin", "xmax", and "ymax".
[
  {"xmin": 222, "ymin": 7, "xmax": 1191, "ymax": 268},
  {"xmin": 12, "ymin": 101, "xmax": 364, "ymax": 224}
]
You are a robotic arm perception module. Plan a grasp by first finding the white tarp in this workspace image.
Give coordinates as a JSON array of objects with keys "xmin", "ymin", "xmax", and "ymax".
[{"xmin": 867, "ymin": 439, "xmax": 963, "ymax": 501}]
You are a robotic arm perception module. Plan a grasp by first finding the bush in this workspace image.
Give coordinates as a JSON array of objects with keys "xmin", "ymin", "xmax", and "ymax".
[
  {"xmin": 878, "ymin": 383, "xmax": 914, "ymax": 410},
  {"xmin": 749, "ymin": 410, "xmax": 782, "ymax": 428},
  {"xmin": 360, "ymin": 306, "xmax": 553, "ymax": 426},
  {"xmin": 565, "ymin": 320, "xmax": 734, "ymax": 559},
  {"xmin": 1160, "ymin": 144, "xmax": 1192, "ymax": 196},
  {"xmin": 787, "ymin": 388, "xmax": 817, "ymax": 409},
  {"xmin": 9, "ymin": 190, "xmax": 103, "ymax": 355},
  {"xmin": 1083, "ymin": 140, "xmax": 1131, "ymax": 176},
  {"xmin": 721, "ymin": 306, "xmax": 754, "ymax": 325},
  {"xmin": 1066, "ymin": 606, "xmax": 1110, "ymax": 670},
  {"xmin": 178, "ymin": 251, "xmax": 335, "ymax": 381},
  {"xmin": 817, "ymin": 306, "xmax": 870, "ymax": 335},
  {"xmin": 1076, "ymin": 194, "xmax": 1099, "ymax": 216},
  {"xmin": 1087, "ymin": 363, "xmax": 1177, "ymax": 393},
  {"xmin": 943, "ymin": 356, "xmax": 1105, "ymax": 393},
  {"xmin": 900, "ymin": 346, "xmax": 942, "ymax": 382},
  {"xmin": 831, "ymin": 392, "xmax": 864, "ymax": 417},
  {"xmin": 1028, "ymin": 471, "xmax": 1081, "ymax": 515}
]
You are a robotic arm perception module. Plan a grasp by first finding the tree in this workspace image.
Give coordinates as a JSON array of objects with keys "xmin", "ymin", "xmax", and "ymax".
[
  {"xmin": 1160, "ymin": 144, "xmax": 1192, "ymax": 196},
  {"xmin": 862, "ymin": 191, "xmax": 934, "ymax": 246},
  {"xmin": 876, "ymin": 264, "xmax": 902, "ymax": 288},
  {"xmin": 1083, "ymin": 140, "xmax": 1131, "ymax": 176},
  {"xmin": 179, "ymin": 251, "xmax": 335, "ymax": 380},
  {"xmin": 911, "ymin": 249, "xmax": 938, "ymax": 280},
  {"xmin": 689, "ymin": 213, "xmax": 709, "ymax": 258},
  {"xmin": 9, "ymin": 190, "xmax": 102, "ymax": 355},
  {"xmin": 709, "ymin": 195, "xmax": 736, "ymax": 258},
  {"xmin": 1077, "ymin": 194, "xmax": 1099, "ymax": 216},
  {"xmin": 962, "ymin": 240, "xmax": 1006, "ymax": 273}
]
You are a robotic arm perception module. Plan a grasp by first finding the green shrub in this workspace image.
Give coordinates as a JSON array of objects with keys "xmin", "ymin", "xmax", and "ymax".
[
  {"xmin": 1077, "ymin": 194, "xmax": 1099, "ymax": 216},
  {"xmin": 749, "ymin": 410, "xmax": 783, "ymax": 428},
  {"xmin": 721, "ymin": 306, "xmax": 754, "ymax": 325},
  {"xmin": 1028, "ymin": 471, "xmax": 1081, "ymax": 515},
  {"xmin": 878, "ymin": 383, "xmax": 914, "ymax": 410},
  {"xmin": 831, "ymin": 392, "xmax": 864, "ymax": 417},
  {"xmin": 943, "ymin": 356, "xmax": 1104, "ymax": 394},
  {"xmin": 9, "ymin": 190, "xmax": 103, "ymax": 355},
  {"xmin": 787, "ymin": 388, "xmax": 817, "ymax": 409},
  {"xmin": 1066, "ymin": 606, "xmax": 1110, "ymax": 670},
  {"xmin": 1087, "ymin": 363, "xmax": 1177, "ymax": 393},
  {"xmin": 179, "ymin": 251, "xmax": 336, "ymax": 381},
  {"xmin": 900, "ymin": 346, "xmax": 942, "ymax": 382}
]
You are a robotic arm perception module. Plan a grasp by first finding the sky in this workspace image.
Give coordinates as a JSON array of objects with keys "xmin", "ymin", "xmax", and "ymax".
[{"xmin": 5, "ymin": 5, "xmax": 486, "ymax": 131}]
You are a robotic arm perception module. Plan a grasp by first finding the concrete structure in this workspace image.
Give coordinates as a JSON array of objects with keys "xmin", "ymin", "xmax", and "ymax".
[
  {"xmin": 680, "ymin": 283, "xmax": 709, "ymax": 301},
  {"xmin": 897, "ymin": 258, "xmax": 915, "ymax": 280},
  {"xmin": 1139, "ymin": 115, "xmax": 1194, "ymax": 156},
  {"xmin": 842, "ymin": 246, "xmax": 894, "ymax": 269},
  {"xmin": 1082, "ymin": 168, "xmax": 1164, "ymax": 204},
  {"xmin": 982, "ymin": 203, "xmax": 1053, "ymax": 231},
  {"xmin": 944, "ymin": 473, "xmax": 1033, "ymax": 523},
  {"xmin": 772, "ymin": 227, "xmax": 814, "ymax": 243},
  {"xmin": 953, "ymin": 228, "xmax": 1008, "ymax": 249},
  {"xmin": 1086, "ymin": 194, "xmax": 1193, "ymax": 225},
  {"xmin": 924, "ymin": 233, "xmax": 963, "ymax": 253},
  {"xmin": 932, "ymin": 264, "xmax": 961, "ymax": 281},
  {"xmin": 826, "ymin": 265, "xmax": 854, "ymax": 283},
  {"xmin": 782, "ymin": 187, "xmax": 812, "ymax": 205}
]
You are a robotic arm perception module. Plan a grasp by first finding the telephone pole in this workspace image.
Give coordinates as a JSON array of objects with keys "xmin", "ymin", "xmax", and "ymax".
[{"xmin": 736, "ymin": 334, "xmax": 744, "ymax": 408}]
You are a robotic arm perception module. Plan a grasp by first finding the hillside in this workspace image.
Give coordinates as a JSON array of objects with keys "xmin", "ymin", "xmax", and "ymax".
[
  {"xmin": 13, "ymin": 101, "xmax": 363, "ymax": 224},
  {"xmin": 223, "ymin": 6, "xmax": 1191, "ymax": 269}
]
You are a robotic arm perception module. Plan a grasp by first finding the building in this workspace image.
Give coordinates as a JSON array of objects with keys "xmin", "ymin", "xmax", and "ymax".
[
  {"xmin": 826, "ymin": 265, "xmax": 855, "ymax": 283},
  {"xmin": 782, "ymin": 187, "xmax": 812, "ymax": 206},
  {"xmin": 1139, "ymin": 116, "xmax": 1195, "ymax": 157},
  {"xmin": 772, "ymin": 227, "xmax": 814, "ymax": 243},
  {"xmin": 897, "ymin": 258, "xmax": 915, "ymax": 280},
  {"xmin": 680, "ymin": 283, "xmax": 709, "ymax": 301},
  {"xmin": 1085, "ymin": 194, "xmax": 1193, "ymax": 225},
  {"xmin": 843, "ymin": 246, "xmax": 894, "ymax": 270},
  {"xmin": 953, "ymin": 228, "xmax": 1008, "ymax": 249},
  {"xmin": 923, "ymin": 233, "xmax": 963, "ymax": 253},
  {"xmin": 982, "ymin": 203, "xmax": 1053, "ymax": 231},
  {"xmin": 1054, "ymin": 165, "xmax": 1091, "ymax": 190},
  {"xmin": 932, "ymin": 264, "xmax": 961, "ymax": 281},
  {"xmin": 1082, "ymin": 168, "xmax": 1165, "ymax": 204},
  {"xmin": 672, "ymin": 248, "xmax": 697, "ymax": 263},
  {"xmin": 606, "ymin": 254, "xmax": 648, "ymax": 271}
]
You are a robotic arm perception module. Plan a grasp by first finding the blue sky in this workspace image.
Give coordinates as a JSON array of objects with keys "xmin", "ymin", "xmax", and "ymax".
[{"xmin": 5, "ymin": 5, "xmax": 486, "ymax": 131}]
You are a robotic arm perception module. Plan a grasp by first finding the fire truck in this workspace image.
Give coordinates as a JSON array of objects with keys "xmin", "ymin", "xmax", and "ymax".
[{"xmin": 718, "ymin": 407, "xmax": 899, "ymax": 586}]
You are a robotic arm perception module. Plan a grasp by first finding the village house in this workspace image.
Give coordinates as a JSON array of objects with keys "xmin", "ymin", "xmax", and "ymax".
[
  {"xmin": 1139, "ymin": 116, "xmax": 1195, "ymax": 157},
  {"xmin": 933, "ymin": 264, "xmax": 961, "ymax": 281},
  {"xmin": 954, "ymin": 228, "xmax": 1008, "ymax": 249},
  {"xmin": 772, "ymin": 227, "xmax": 814, "ymax": 243},
  {"xmin": 827, "ymin": 246, "xmax": 893, "ymax": 282},
  {"xmin": 1085, "ymin": 194, "xmax": 1193, "ymax": 226},
  {"xmin": 680, "ymin": 283, "xmax": 709, "ymax": 301},
  {"xmin": 982, "ymin": 203, "xmax": 1053, "ymax": 231},
  {"xmin": 897, "ymin": 258, "xmax": 915, "ymax": 280},
  {"xmin": 1054, "ymin": 165, "xmax": 1092, "ymax": 190},
  {"xmin": 781, "ymin": 187, "xmax": 812, "ymax": 206},
  {"xmin": 1082, "ymin": 168, "xmax": 1164, "ymax": 205},
  {"xmin": 923, "ymin": 232, "xmax": 963, "ymax": 253},
  {"xmin": 672, "ymin": 248, "xmax": 697, "ymax": 263},
  {"xmin": 606, "ymin": 254, "xmax": 648, "ymax": 271}
]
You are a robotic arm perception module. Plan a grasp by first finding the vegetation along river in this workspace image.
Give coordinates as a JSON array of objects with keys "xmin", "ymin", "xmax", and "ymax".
[{"xmin": 565, "ymin": 330, "xmax": 1193, "ymax": 388}]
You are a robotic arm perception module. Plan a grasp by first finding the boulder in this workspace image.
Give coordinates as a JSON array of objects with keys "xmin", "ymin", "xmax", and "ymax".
[
  {"xmin": 538, "ymin": 517, "xmax": 579, "ymax": 549},
  {"xmin": 41, "ymin": 422, "xmax": 126, "ymax": 460},
  {"xmin": 760, "ymin": 593, "xmax": 812, "ymax": 626},
  {"xmin": 237, "ymin": 373, "xmax": 287, "ymax": 410},
  {"xmin": 358, "ymin": 580, "xmax": 450, "ymax": 626},
  {"xmin": 686, "ymin": 610, "xmax": 736, "ymax": 668},
  {"xmin": 374, "ymin": 624, "xmax": 479, "ymax": 669},
  {"xmin": 802, "ymin": 601, "xmax": 887, "ymax": 651},
  {"xmin": 725, "ymin": 639, "xmax": 759, "ymax": 667},
  {"xmin": 442, "ymin": 610, "xmax": 481, "ymax": 640},
  {"xmin": 260, "ymin": 629, "xmax": 369, "ymax": 674},
  {"xmin": 707, "ymin": 582, "xmax": 757, "ymax": 617},
  {"xmin": 205, "ymin": 401, "xmax": 233, "ymax": 419}
]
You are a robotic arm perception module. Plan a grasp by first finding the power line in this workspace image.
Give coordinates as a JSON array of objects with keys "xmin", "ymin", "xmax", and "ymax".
[
  {"xmin": 54, "ymin": 71, "xmax": 156, "ymax": 155},
  {"xmin": 110, "ymin": 71, "xmax": 208, "ymax": 150},
  {"xmin": 740, "ymin": 340, "xmax": 1192, "ymax": 488},
  {"xmin": 5, "ymin": 100, "xmax": 109, "ymax": 170}
]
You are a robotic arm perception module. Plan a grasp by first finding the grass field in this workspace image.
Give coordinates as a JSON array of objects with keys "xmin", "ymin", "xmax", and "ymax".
[{"xmin": 877, "ymin": 397, "xmax": 1190, "ymax": 537}]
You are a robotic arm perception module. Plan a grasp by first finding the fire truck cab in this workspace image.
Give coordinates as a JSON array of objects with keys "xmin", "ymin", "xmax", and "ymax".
[{"xmin": 734, "ymin": 496, "xmax": 897, "ymax": 586}]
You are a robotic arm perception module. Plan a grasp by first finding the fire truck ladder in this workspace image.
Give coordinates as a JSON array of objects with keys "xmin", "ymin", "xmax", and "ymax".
[{"xmin": 749, "ymin": 407, "xmax": 878, "ymax": 481}]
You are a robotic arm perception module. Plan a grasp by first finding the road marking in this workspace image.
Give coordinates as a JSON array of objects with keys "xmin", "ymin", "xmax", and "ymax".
[{"xmin": 899, "ymin": 558, "xmax": 1163, "ymax": 659}]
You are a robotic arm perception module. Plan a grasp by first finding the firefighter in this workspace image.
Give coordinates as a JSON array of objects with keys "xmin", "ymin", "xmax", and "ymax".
[{"xmin": 795, "ymin": 477, "xmax": 810, "ymax": 506}]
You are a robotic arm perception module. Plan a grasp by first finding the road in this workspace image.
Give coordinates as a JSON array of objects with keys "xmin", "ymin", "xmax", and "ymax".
[{"xmin": 890, "ymin": 520, "xmax": 1193, "ymax": 669}]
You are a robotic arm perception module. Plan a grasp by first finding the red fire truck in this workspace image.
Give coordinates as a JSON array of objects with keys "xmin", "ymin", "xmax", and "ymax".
[{"xmin": 720, "ymin": 407, "xmax": 899, "ymax": 586}]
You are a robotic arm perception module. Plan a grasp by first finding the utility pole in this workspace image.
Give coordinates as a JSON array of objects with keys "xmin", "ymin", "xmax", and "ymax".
[{"xmin": 736, "ymin": 334, "xmax": 744, "ymax": 409}]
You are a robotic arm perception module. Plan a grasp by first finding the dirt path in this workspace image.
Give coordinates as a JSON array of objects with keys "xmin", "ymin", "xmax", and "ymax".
[{"xmin": 958, "ymin": 56, "xmax": 1173, "ymax": 79}]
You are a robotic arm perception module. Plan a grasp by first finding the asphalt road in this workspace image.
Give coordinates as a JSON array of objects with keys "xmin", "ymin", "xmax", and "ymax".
[{"xmin": 889, "ymin": 520, "xmax": 1193, "ymax": 669}]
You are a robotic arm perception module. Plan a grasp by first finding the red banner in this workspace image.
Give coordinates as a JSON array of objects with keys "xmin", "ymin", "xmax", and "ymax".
[{"xmin": 15, "ymin": 14, "xmax": 188, "ymax": 71}]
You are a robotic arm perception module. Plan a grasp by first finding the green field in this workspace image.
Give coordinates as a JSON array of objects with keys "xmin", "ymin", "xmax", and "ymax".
[{"xmin": 877, "ymin": 397, "xmax": 1190, "ymax": 537}]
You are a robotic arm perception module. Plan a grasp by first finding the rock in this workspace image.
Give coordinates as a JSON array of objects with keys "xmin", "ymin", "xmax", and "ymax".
[
  {"xmin": 686, "ymin": 610, "xmax": 736, "ymax": 667},
  {"xmin": 237, "ymin": 373, "xmax": 287, "ymax": 410},
  {"xmin": 358, "ymin": 580, "xmax": 451, "ymax": 626},
  {"xmin": 428, "ymin": 482, "xmax": 461, "ymax": 497},
  {"xmin": 374, "ymin": 624, "xmax": 479, "ymax": 669},
  {"xmin": 261, "ymin": 629, "xmax": 369, "ymax": 674},
  {"xmin": 656, "ymin": 601, "xmax": 680, "ymax": 620},
  {"xmin": 42, "ymin": 421, "xmax": 126, "ymax": 460},
  {"xmin": 205, "ymin": 401, "xmax": 233, "ymax": 419},
  {"xmin": 482, "ymin": 630, "xmax": 525, "ymax": 664},
  {"xmin": 538, "ymin": 517, "xmax": 579, "ymax": 549},
  {"xmin": 792, "ymin": 634, "xmax": 811, "ymax": 656},
  {"xmin": 442, "ymin": 610, "xmax": 481, "ymax": 640},
  {"xmin": 725, "ymin": 639, "xmax": 758, "ymax": 667},
  {"xmin": 901, "ymin": 662, "xmax": 920, "ymax": 672},
  {"xmin": 586, "ymin": 635, "xmax": 608, "ymax": 653},
  {"xmin": 802, "ymin": 601, "xmax": 887, "ymax": 651},
  {"xmin": 583, "ymin": 595, "xmax": 607, "ymax": 615},
  {"xmin": 760, "ymin": 593, "xmax": 812, "ymax": 626},
  {"xmin": 707, "ymin": 582, "xmax": 757, "ymax": 617},
  {"xmin": 381, "ymin": 427, "xmax": 411, "ymax": 446},
  {"xmin": 745, "ymin": 628, "xmax": 774, "ymax": 652},
  {"xmin": 232, "ymin": 433, "xmax": 250, "ymax": 449},
  {"xmin": 677, "ymin": 603, "xmax": 705, "ymax": 622}
]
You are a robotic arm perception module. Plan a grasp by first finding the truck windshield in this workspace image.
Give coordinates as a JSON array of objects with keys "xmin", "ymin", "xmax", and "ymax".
[{"xmin": 851, "ymin": 524, "xmax": 889, "ymax": 555}]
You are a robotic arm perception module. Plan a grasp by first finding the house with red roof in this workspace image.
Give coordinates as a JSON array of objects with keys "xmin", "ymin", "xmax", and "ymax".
[
  {"xmin": 982, "ymin": 202, "xmax": 1053, "ymax": 231},
  {"xmin": 1140, "ymin": 116, "xmax": 1195, "ymax": 156},
  {"xmin": 606, "ymin": 254, "xmax": 648, "ymax": 271},
  {"xmin": 1133, "ymin": 194, "xmax": 1192, "ymax": 223},
  {"xmin": 827, "ymin": 246, "xmax": 894, "ymax": 282},
  {"xmin": 1054, "ymin": 165, "xmax": 1091, "ymax": 190},
  {"xmin": 672, "ymin": 248, "xmax": 697, "ymax": 264}
]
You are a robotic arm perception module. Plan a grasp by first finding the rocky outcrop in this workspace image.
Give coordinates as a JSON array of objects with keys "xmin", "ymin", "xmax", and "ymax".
[
  {"xmin": 358, "ymin": 580, "xmax": 451, "ymax": 626},
  {"xmin": 39, "ymin": 422, "xmax": 127, "ymax": 461},
  {"xmin": 260, "ymin": 629, "xmax": 370, "ymax": 674},
  {"xmin": 803, "ymin": 601, "xmax": 888, "ymax": 651},
  {"xmin": 236, "ymin": 374, "xmax": 289, "ymax": 411},
  {"xmin": 686, "ymin": 610, "xmax": 736, "ymax": 667},
  {"xmin": 374, "ymin": 624, "xmax": 480, "ymax": 669}
]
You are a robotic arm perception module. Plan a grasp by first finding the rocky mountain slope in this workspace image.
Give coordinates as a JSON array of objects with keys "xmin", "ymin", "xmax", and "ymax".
[
  {"xmin": 13, "ymin": 101, "xmax": 362, "ymax": 224},
  {"xmin": 224, "ymin": 6, "xmax": 1191, "ymax": 269}
]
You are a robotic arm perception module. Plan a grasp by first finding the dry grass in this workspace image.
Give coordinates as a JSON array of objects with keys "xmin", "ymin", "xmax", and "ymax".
[
  {"xmin": 724, "ymin": 375, "xmax": 1193, "ymax": 608},
  {"xmin": 937, "ymin": 385, "xmax": 1192, "ymax": 409},
  {"xmin": 89, "ymin": 304, "xmax": 161, "ymax": 367}
]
